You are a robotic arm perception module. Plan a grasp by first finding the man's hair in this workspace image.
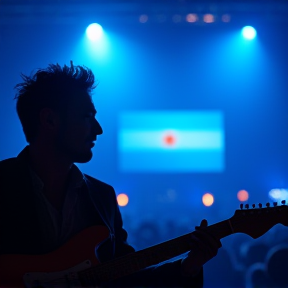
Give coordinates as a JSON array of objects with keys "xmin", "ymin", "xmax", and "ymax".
[{"xmin": 14, "ymin": 62, "xmax": 97, "ymax": 143}]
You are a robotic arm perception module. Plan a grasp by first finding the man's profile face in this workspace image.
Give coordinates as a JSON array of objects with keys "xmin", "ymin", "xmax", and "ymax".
[{"xmin": 55, "ymin": 91, "xmax": 103, "ymax": 163}]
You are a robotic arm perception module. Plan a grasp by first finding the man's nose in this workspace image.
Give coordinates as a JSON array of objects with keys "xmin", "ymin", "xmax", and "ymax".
[{"xmin": 94, "ymin": 119, "xmax": 103, "ymax": 135}]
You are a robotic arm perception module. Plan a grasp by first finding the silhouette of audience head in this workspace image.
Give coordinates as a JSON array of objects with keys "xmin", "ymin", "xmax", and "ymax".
[
  {"xmin": 265, "ymin": 244, "xmax": 288, "ymax": 287},
  {"xmin": 246, "ymin": 262, "xmax": 272, "ymax": 288},
  {"xmin": 240, "ymin": 241, "xmax": 269, "ymax": 267}
]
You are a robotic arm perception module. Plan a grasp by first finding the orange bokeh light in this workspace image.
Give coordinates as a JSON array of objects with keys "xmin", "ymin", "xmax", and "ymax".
[
  {"xmin": 237, "ymin": 190, "xmax": 249, "ymax": 202},
  {"xmin": 202, "ymin": 193, "xmax": 214, "ymax": 207},
  {"xmin": 117, "ymin": 193, "xmax": 129, "ymax": 207},
  {"xmin": 186, "ymin": 13, "xmax": 198, "ymax": 23},
  {"xmin": 203, "ymin": 14, "xmax": 214, "ymax": 23}
]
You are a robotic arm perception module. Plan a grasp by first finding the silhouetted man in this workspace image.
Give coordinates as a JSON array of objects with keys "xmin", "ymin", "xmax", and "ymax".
[{"xmin": 0, "ymin": 62, "xmax": 221, "ymax": 287}]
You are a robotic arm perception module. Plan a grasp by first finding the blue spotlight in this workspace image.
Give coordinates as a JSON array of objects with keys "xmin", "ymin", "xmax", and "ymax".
[
  {"xmin": 86, "ymin": 23, "xmax": 103, "ymax": 41},
  {"xmin": 241, "ymin": 26, "xmax": 257, "ymax": 40}
]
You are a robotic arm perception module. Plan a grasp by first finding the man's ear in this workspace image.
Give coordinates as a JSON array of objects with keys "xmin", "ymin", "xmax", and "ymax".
[{"xmin": 39, "ymin": 108, "xmax": 59, "ymax": 131}]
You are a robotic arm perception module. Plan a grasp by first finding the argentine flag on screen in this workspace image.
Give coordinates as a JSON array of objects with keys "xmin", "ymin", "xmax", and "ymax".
[{"xmin": 118, "ymin": 111, "xmax": 225, "ymax": 172}]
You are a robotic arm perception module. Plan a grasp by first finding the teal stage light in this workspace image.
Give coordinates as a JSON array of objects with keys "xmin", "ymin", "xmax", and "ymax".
[
  {"xmin": 86, "ymin": 23, "xmax": 103, "ymax": 41},
  {"xmin": 241, "ymin": 26, "xmax": 257, "ymax": 40}
]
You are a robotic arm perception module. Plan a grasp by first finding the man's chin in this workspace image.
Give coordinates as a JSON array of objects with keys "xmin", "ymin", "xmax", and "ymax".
[{"xmin": 73, "ymin": 150, "xmax": 93, "ymax": 163}]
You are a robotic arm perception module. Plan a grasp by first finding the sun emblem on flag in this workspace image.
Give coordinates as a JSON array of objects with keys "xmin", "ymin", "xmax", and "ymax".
[{"xmin": 163, "ymin": 132, "xmax": 176, "ymax": 146}]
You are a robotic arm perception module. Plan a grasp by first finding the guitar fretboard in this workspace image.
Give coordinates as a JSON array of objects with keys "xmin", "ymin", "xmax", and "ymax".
[{"xmin": 78, "ymin": 219, "xmax": 233, "ymax": 285}]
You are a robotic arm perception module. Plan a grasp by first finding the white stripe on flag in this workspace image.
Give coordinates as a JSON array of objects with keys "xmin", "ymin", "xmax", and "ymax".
[{"xmin": 119, "ymin": 130, "xmax": 224, "ymax": 150}]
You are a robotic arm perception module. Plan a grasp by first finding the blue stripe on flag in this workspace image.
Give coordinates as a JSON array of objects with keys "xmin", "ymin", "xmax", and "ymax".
[
  {"xmin": 119, "ymin": 111, "xmax": 223, "ymax": 130},
  {"xmin": 120, "ymin": 150, "xmax": 224, "ymax": 172}
]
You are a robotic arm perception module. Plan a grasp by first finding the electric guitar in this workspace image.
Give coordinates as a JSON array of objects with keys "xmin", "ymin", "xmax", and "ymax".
[{"xmin": 0, "ymin": 202, "xmax": 287, "ymax": 287}]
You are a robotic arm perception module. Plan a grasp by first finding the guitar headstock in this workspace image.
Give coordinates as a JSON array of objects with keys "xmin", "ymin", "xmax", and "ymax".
[{"xmin": 230, "ymin": 201, "xmax": 288, "ymax": 239}]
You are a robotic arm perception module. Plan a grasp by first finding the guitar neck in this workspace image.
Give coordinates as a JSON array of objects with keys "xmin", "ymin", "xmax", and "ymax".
[{"xmin": 79, "ymin": 219, "xmax": 233, "ymax": 284}]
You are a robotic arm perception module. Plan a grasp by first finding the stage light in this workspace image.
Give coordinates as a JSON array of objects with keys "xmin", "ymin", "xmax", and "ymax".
[
  {"xmin": 186, "ymin": 14, "xmax": 198, "ymax": 23},
  {"xmin": 202, "ymin": 193, "xmax": 214, "ymax": 207},
  {"xmin": 269, "ymin": 188, "xmax": 288, "ymax": 201},
  {"xmin": 203, "ymin": 14, "xmax": 214, "ymax": 23},
  {"xmin": 241, "ymin": 26, "xmax": 257, "ymax": 40},
  {"xmin": 117, "ymin": 193, "xmax": 129, "ymax": 207},
  {"xmin": 86, "ymin": 23, "xmax": 103, "ymax": 41},
  {"xmin": 237, "ymin": 190, "xmax": 249, "ymax": 202}
]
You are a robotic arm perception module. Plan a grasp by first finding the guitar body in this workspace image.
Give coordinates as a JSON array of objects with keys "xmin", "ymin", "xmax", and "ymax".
[{"xmin": 0, "ymin": 225, "xmax": 109, "ymax": 287}]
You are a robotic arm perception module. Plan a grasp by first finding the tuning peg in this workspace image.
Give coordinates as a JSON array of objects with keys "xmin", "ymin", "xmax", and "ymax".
[
  {"xmin": 273, "ymin": 202, "xmax": 277, "ymax": 207},
  {"xmin": 281, "ymin": 200, "xmax": 286, "ymax": 205},
  {"xmin": 240, "ymin": 203, "xmax": 244, "ymax": 210},
  {"xmin": 252, "ymin": 204, "xmax": 256, "ymax": 208},
  {"xmin": 245, "ymin": 204, "xmax": 249, "ymax": 209},
  {"xmin": 259, "ymin": 203, "xmax": 262, "ymax": 208},
  {"xmin": 266, "ymin": 202, "xmax": 270, "ymax": 207}
]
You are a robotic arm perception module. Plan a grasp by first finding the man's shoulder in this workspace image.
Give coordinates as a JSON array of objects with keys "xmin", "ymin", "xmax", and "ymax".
[
  {"xmin": 83, "ymin": 173, "xmax": 114, "ymax": 192},
  {"xmin": 0, "ymin": 147, "xmax": 28, "ymax": 169},
  {"xmin": 0, "ymin": 157, "xmax": 19, "ymax": 170},
  {"xmin": 0, "ymin": 157, "xmax": 27, "ymax": 193}
]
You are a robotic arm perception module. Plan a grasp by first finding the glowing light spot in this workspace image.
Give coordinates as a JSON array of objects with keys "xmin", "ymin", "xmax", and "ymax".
[
  {"xmin": 237, "ymin": 190, "xmax": 249, "ymax": 202},
  {"xmin": 186, "ymin": 13, "xmax": 198, "ymax": 23},
  {"xmin": 269, "ymin": 188, "xmax": 288, "ymax": 200},
  {"xmin": 86, "ymin": 23, "xmax": 103, "ymax": 41},
  {"xmin": 139, "ymin": 14, "xmax": 148, "ymax": 23},
  {"xmin": 117, "ymin": 193, "xmax": 129, "ymax": 207},
  {"xmin": 163, "ymin": 133, "xmax": 176, "ymax": 146},
  {"xmin": 203, "ymin": 14, "xmax": 214, "ymax": 23},
  {"xmin": 241, "ymin": 26, "xmax": 257, "ymax": 40},
  {"xmin": 202, "ymin": 193, "xmax": 214, "ymax": 207}
]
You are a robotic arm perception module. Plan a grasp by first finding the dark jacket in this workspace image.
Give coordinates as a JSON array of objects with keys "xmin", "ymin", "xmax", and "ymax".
[{"xmin": 0, "ymin": 147, "xmax": 203, "ymax": 287}]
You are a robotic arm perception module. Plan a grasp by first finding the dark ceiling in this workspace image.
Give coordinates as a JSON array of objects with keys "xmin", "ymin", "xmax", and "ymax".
[{"xmin": 1, "ymin": 0, "xmax": 287, "ymax": 24}]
